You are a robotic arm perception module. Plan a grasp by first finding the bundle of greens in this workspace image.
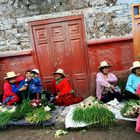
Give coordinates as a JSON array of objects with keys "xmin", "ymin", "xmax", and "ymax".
[
  {"xmin": 0, "ymin": 100, "xmax": 53, "ymax": 127},
  {"xmin": 11, "ymin": 100, "xmax": 34, "ymax": 121},
  {"xmin": 121, "ymin": 100, "xmax": 140, "ymax": 118},
  {"xmin": 48, "ymin": 103, "xmax": 56, "ymax": 110},
  {"xmin": 25, "ymin": 107, "xmax": 51, "ymax": 124},
  {"xmin": 0, "ymin": 111, "xmax": 13, "ymax": 128},
  {"xmin": 72, "ymin": 101, "xmax": 115, "ymax": 127}
]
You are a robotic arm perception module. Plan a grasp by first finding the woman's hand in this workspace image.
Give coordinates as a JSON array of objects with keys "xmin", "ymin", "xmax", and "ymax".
[
  {"xmin": 55, "ymin": 96, "xmax": 59, "ymax": 99},
  {"xmin": 19, "ymin": 85, "xmax": 27, "ymax": 91},
  {"xmin": 110, "ymin": 85, "xmax": 115, "ymax": 90}
]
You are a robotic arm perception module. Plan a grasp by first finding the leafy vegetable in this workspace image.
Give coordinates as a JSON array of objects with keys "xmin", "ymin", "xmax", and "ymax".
[
  {"xmin": 121, "ymin": 100, "xmax": 140, "ymax": 118},
  {"xmin": 54, "ymin": 129, "xmax": 68, "ymax": 139},
  {"xmin": 0, "ymin": 111, "xmax": 13, "ymax": 128},
  {"xmin": 11, "ymin": 100, "xmax": 34, "ymax": 121},
  {"xmin": 73, "ymin": 101, "xmax": 115, "ymax": 127},
  {"xmin": 25, "ymin": 107, "xmax": 51, "ymax": 124}
]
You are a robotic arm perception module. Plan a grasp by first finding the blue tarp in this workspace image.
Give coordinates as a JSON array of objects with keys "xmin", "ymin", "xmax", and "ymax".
[{"xmin": 7, "ymin": 106, "xmax": 65, "ymax": 126}]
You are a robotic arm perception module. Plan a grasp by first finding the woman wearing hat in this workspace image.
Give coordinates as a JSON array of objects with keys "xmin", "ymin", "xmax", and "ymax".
[
  {"xmin": 123, "ymin": 61, "xmax": 140, "ymax": 100},
  {"xmin": 3, "ymin": 71, "xmax": 25, "ymax": 105},
  {"xmin": 96, "ymin": 61, "xmax": 122, "ymax": 103},
  {"xmin": 52, "ymin": 68, "xmax": 83, "ymax": 106}
]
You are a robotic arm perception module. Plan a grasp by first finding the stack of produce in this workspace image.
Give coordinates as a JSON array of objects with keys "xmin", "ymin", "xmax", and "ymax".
[
  {"xmin": 0, "ymin": 100, "xmax": 52, "ymax": 128},
  {"xmin": 25, "ymin": 107, "xmax": 51, "ymax": 124},
  {"xmin": 72, "ymin": 97, "xmax": 115, "ymax": 127},
  {"xmin": 121, "ymin": 100, "xmax": 140, "ymax": 118},
  {"xmin": 11, "ymin": 100, "xmax": 34, "ymax": 121},
  {"xmin": 0, "ymin": 111, "xmax": 13, "ymax": 128}
]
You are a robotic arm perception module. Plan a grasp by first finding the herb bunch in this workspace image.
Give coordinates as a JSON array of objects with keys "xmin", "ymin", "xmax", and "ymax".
[{"xmin": 121, "ymin": 100, "xmax": 140, "ymax": 118}]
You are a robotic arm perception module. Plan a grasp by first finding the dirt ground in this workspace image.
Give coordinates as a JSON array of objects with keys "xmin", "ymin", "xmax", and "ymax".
[{"xmin": 0, "ymin": 121, "xmax": 139, "ymax": 140}]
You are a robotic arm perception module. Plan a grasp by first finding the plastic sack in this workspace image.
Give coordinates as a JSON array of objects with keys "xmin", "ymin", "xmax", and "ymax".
[
  {"xmin": 65, "ymin": 105, "xmax": 91, "ymax": 128},
  {"xmin": 135, "ymin": 114, "xmax": 140, "ymax": 133}
]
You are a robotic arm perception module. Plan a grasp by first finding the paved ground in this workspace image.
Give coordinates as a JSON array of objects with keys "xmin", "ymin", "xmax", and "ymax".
[
  {"xmin": 0, "ymin": 106, "xmax": 139, "ymax": 140},
  {"xmin": 0, "ymin": 121, "xmax": 139, "ymax": 140}
]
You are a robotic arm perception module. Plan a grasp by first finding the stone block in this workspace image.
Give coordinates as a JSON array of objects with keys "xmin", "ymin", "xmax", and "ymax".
[
  {"xmin": 0, "ymin": 41, "xmax": 6, "ymax": 46},
  {"xmin": 29, "ymin": 4, "xmax": 40, "ymax": 10},
  {"xmin": 6, "ymin": 29, "xmax": 18, "ymax": 34},
  {"xmin": 0, "ymin": 0, "xmax": 8, "ymax": 4}
]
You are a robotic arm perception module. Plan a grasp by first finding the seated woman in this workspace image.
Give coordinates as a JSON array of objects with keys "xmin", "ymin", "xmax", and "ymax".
[
  {"xmin": 123, "ymin": 61, "xmax": 140, "ymax": 100},
  {"xmin": 96, "ymin": 61, "xmax": 122, "ymax": 103},
  {"xmin": 52, "ymin": 68, "xmax": 83, "ymax": 106},
  {"xmin": 3, "ymin": 71, "xmax": 25, "ymax": 105}
]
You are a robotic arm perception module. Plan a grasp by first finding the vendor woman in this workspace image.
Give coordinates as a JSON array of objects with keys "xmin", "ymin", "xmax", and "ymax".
[
  {"xmin": 3, "ymin": 71, "xmax": 26, "ymax": 105},
  {"xmin": 96, "ymin": 61, "xmax": 122, "ymax": 103},
  {"xmin": 52, "ymin": 68, "xmax": 83, "ymax": 106},
  {"xmin": 123, "ymin": 61, "xmax": 140, "ymax": 100}
]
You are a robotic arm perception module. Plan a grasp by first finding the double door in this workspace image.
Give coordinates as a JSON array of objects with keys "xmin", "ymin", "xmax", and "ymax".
[{"xmin": 29, "ymin": 15, "xmax": 90, "ymax": 97}]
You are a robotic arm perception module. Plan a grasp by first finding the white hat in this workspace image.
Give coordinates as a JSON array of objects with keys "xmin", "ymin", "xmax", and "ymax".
[
  {"xmin": 98, "ymin": 61, "xmax": 111, "ymax": 69},
  {"xmin": 53, "ymin": 68, "xmax": 66, "ymax": 77},
  {"xmin": 130, "ymin": 61, "xmax": 140, "ymax": 71},
  {"xmin": 4, "ymin": 71, "xmax": 19, "ymax": 80},
  {"xmin": 32, "ymin": 69, "xmax": 39, "ymax": 74}
]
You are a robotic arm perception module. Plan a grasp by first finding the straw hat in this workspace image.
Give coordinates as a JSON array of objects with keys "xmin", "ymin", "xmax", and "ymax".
[
  {"xmin": 98, "ymin": 61, "xmax": 111, "ymax": 69},
  {"xmin": 53, "ymin": 68, "xmax": 66, "ymax": 77},
  {"xmin": 32, "ymin": 69, "xmax": 39, "ymax": 74},
  {"xmin": 129, "ymin": 61, "xmax": 140, "ymax": 71},
  {"xmin": 4, "ymin": 71, "xmax": 19, "ymax": 80}
]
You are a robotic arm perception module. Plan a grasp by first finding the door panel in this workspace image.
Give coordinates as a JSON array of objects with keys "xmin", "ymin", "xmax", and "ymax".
[
  {"xmin": 30, "ymin": 15, "xmax": 90, "ymax": 97},
  {"xmin": 132, "ymin": 4, "xmax": 140, "ymax": 59},
  {"xmin": 32, "ymin": 25, "xmax": 54, "ymax": 88},
  {"xmin": 48, "ymin": 22, "xmax": 69, "ymax": 73},
  {"xmin": 66, "ymin": 20, "xmax": 89, "ymax": 97}
]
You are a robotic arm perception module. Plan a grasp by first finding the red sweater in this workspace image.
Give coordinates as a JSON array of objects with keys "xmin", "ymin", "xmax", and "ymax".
[{"xmin": 52, "ymin": 78, "xmax": 73, "ymax": 97}]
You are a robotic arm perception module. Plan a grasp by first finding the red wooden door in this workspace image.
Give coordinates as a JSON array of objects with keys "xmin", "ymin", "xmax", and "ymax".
[
  {"xmin": 132, "ymin": 4, "xmax": 140, "ymax": 60},
  {"xmin": 29, "ymin": 15, "xmax": 90, "ymax": 97}
]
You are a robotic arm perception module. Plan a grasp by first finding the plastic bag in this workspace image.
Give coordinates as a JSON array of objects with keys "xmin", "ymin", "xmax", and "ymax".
[{"xmin": 135, "ymin": 114, "xmax": 140, "ymax": 133}]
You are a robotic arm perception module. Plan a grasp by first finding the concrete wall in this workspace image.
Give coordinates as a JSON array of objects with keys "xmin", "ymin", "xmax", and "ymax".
[
  {"xmin": 0, "ymin": 36, "xmax": 134, "ymax": 95},
  {"xmin": 0, "ymin": 0, "xmax": 139, "ymax": 52}
]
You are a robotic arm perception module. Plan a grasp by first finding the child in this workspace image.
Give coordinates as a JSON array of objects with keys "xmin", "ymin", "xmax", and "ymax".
[
  {"xmin": 29, "ymin": 69, "xmax": 42, "ymax": 101},
  {"xmin": 23, "ymin": 70, "xmax": 32, "ymax": 99}
]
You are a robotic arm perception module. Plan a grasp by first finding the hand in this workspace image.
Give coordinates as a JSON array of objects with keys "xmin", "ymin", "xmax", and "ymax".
[
  {"xmin": 19, "ymin": 85, "xmax": 27, "ymax": 91},
  {"xmin": 55, "ymin": 96, "xmax": 59, "ymax": 99},
  {"xmin": 110, "ymin": 85, "xmax": 115, "ymax": 90}
]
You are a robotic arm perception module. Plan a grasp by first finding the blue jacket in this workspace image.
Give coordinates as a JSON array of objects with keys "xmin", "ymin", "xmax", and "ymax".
[{"xmin": 29, "ymin": 77, "xmax": 42, "ymax": 94}]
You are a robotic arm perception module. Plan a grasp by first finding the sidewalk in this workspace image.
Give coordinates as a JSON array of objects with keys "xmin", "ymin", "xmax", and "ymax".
[{"xmin": 54, "ymin": 106, "xmax": 71, "ymax": 128}]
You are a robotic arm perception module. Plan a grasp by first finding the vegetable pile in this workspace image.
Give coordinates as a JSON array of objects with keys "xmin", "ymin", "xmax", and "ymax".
[
  {"xmin": 25, "ymin": 107, "xmax": 51, "ymax": 124},
  {"xmin": 0, "ymin": 100, "xmax": 52, "ymax": 128},
  {"xmin": 121, "ymin": 100, "xmax": 140, "ymax": 118},
  {"xmin": 0, "ymin": 111, "xmax": 13, "ymax": 128},
  {"xmin": 72, "ymin": 97, "xmax": 115, "ymax": 127},
  {"xmin": 11, "ymin": 100, "xmax": 34, "ymax": 121}
]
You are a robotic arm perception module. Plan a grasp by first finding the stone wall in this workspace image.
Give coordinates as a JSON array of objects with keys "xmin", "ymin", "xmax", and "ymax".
[{"xmin": 0, "ymin": 0, "xmax": 140, "ymax": 52}]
